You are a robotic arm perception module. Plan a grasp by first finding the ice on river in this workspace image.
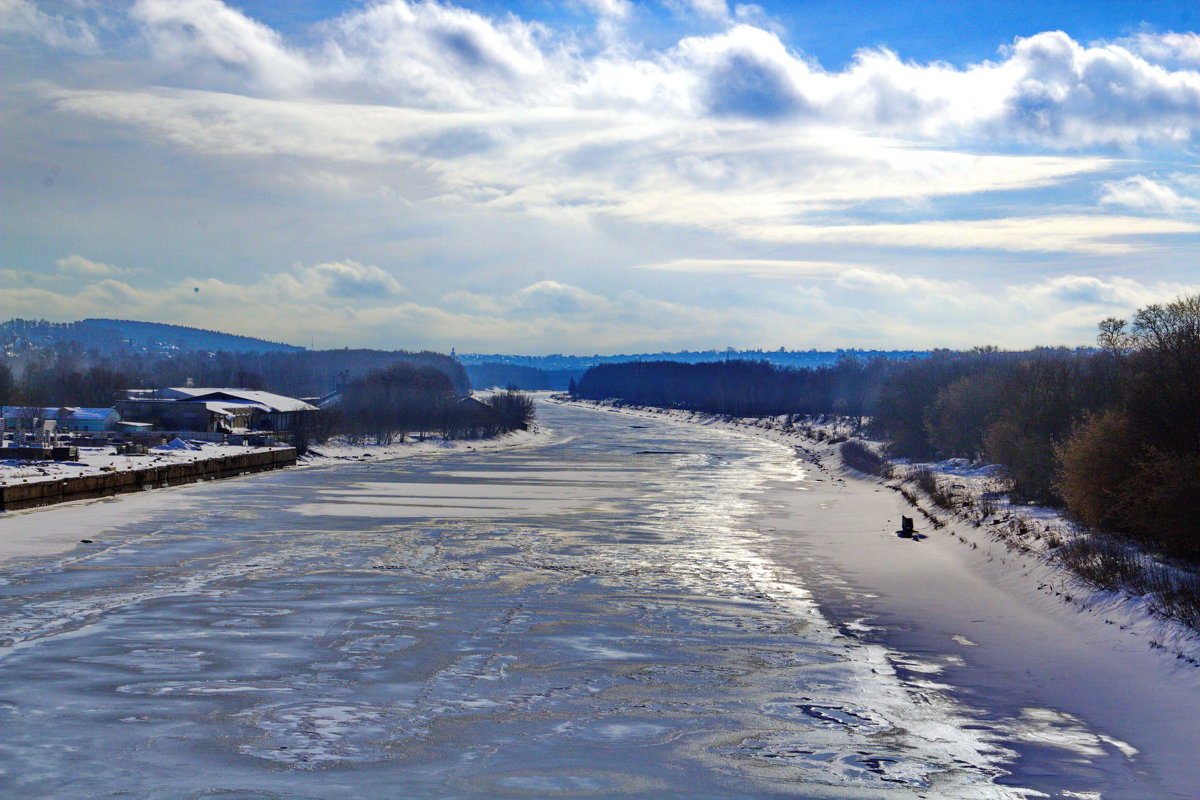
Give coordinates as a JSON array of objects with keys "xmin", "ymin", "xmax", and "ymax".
[{"xmin": 0, "ymin": 403, "xmax": 1131, "ymax": 798}]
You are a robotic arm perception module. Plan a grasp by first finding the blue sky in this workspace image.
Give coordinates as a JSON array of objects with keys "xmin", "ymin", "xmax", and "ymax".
[{"xmin": 3, "ymin": 0, "xmax": 1200, "ymax": 353}]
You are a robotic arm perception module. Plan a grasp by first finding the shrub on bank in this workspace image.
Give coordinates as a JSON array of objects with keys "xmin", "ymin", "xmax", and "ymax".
[{"xmin": 839, "ymin": 440, "xmax": 891, "ymax": 477}]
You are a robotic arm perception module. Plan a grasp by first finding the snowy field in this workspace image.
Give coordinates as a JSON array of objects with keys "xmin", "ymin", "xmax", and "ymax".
[{"xmin": 0, "ymin": 399, "xmax": 1196, "ymax": 798}]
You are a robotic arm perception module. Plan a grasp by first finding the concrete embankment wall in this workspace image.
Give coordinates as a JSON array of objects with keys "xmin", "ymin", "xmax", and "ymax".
[{"xmin": 0, "ymin": 448, "xmax": 297, "ymax": 512}]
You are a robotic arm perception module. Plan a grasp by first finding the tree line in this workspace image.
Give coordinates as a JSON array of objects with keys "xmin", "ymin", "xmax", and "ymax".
[
  {"xmin": 574, "ymin": 294, "xmax": 1200, "ymax": 561},
  {"xmin": 575, "ymin": 357, "xmax": 893, "ymax": 419},
  {"xmin": 307, "ymin": 364, "xmax": 535, "ymax": 448}
]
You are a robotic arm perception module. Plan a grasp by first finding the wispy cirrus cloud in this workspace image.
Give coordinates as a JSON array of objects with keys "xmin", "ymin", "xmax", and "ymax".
[
  {"xmin": 0, "ymin": 0, "xmax": 97, "ymax": 52},
  {"xmin": 45, "ymin": 86, "xmax": 1121, "ymax": 251},
  {"xmin": 1099, "ymin": 175, "xmax": 1200, "ymax": 214},
  {"xmin": 55, "ymin": 255, "xmax": 139, "ymax": 277}
]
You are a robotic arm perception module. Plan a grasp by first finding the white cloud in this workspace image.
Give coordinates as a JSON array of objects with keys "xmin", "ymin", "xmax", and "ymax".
[
  {"xmin": 44, "ymin": 3, "xmax": 1200, "ymax": 147},
  {"xmin": 1120, "ymin": 31, "xmax": 1200, "ymax": 65},
  {"xmin": 512, "ymin": 280, "xmax": 608, "ymax": 314},
  {"xmin": 55, "ymin": 254, "xmax": 133, "ymax": 277},
  {"xmin": 46, "ymin": 86, "xmax": 1123, "ymax": 253},
  {"xmin": 634, "ymin": 258, "xmax": 855, "ymax": 277},
  {"xmin": 323, "ymin": 0, "xmax": 554, "ymax": 109},
  {"xmin": 29, "ymin": 7, "xmax": 1200, "ymax": 249},
  {"xmin": 576, "ymin": 0, "xmax": 632, "ymax": 20},
  {"xmin": 668, "ymin": 0, "xmax": 731, "ymax": 21},
  {"xmin": 0, "ymin": 0, "xmax": 97, "ymax": 52},
  {"xmin": 296, "ymin": 260, "xmax": 407, "ymax": 298},
  {"xmin": 131, "ymin": 0, "xmax": 310, "ymax": 94},
  {"xmin": 1099, "ymin": 175, "xmax": 1200, "ymax": 213},
  {"xmin": 730, "ymin": 214, "xmax": 1200, "ymax": 254}
]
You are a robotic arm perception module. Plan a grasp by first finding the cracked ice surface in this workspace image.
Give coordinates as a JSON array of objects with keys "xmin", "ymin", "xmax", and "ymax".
[{"xmin": 0, "ymin": 403, "xmax": 1116, "ymax": 798}]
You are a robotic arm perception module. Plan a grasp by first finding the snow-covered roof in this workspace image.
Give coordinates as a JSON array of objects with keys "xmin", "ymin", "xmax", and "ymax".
[
  {"xmin": 193, "ymin": 401, "xmax": 259, "ymax": 414},
  {"xmin": 165, "ymin": 388, "xmax": 317, "ymax": 413}
]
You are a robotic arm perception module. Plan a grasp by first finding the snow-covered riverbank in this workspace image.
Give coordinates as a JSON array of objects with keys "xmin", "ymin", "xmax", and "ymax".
[
  {"xmin": 551, "ymin": 396, "xmax": 1199, "ymax": 656},
  {"xmin": 552, "ymin": 394, "xmax": 1200, "ymax": 797},
  {"xmin": 297, "ymin": 427, "xmax": 543, "ymax": 466}
]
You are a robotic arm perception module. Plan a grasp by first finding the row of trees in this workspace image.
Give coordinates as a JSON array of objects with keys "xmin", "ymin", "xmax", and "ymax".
[
  {"xmin": 869, "ymin": 348, "xmax": 1119, "ymax": 503},
  {"xmin": 303, "ymin": 364, "xmax": 535, "ymax": 448},
  {"xmin": 574, "ymin": 358, "xmax": 892, "ymax": 419},
  {"xmin": 1056, "ymin": 297, "xmax": 1200, "ymax": 558},
  {"xmin": 573, "ymin": 295, "xmax": 1200, "ymax": 561}
]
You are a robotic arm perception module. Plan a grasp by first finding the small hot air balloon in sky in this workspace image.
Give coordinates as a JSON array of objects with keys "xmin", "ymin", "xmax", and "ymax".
[{"xmin": 194, "ymin": 287, "xmax": 200, "ymax": 294}]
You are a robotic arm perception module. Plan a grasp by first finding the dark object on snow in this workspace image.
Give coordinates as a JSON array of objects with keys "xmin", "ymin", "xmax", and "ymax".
[
  {"xmin": 898, "ymin": 516, "xmax": 915, "ymax": 538},
  {"xmin": 80, "ymin": 539, "xmax": 93, "ymax": 544}
]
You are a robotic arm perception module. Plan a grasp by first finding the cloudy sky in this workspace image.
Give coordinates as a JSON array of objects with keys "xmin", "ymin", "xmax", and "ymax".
[{"xmin": 4, "ymin": 0, "xmax": 1200, "ymax": 353}]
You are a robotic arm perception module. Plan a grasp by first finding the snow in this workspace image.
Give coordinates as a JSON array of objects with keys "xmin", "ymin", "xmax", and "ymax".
[
  {"xmin": 2, "ymin": 405, "xmax": 116, "ymax": 421},
  {"xmin": 553, "ymin": 396, "xmax": 1199, "ymax": 652},
  {"xmin": 297, "ymin": 427, "xmax": 543, "ymax": 466},
  {"xmin": 551, "ymin": 395, "xmax": 1200, "ymax": 796},
  {"xmin": 0, "ymin": 441, "xmax": 285, "ymax": 486},
  {"xmin": 161, "ymin": 387, "xmax": 318, "ymax": 412},
  {"xmin": 0, "ymin": 428, "xmax": 542, "ymax": 490},
  {"xmin": 0, "ymin": 428, "xmax": 545, "ymax": 565}
]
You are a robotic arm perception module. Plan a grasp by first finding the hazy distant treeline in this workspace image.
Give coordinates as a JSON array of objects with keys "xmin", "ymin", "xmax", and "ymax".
[
  {"xmin": 459, "ymin": 347, "xmax": 928, "ymax": 372},
  {"xmin": 576, "ymin": 295, "xmax": 1200, "ymax": 561},
  {"xmin": 464, "ymin": 362, "xmax": 583, "ymax": 391}
]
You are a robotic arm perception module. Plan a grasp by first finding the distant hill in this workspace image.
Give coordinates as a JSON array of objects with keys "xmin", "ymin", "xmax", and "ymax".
[
  {"xmin": 83, "ymin": 319, "xmax": 305, "ymax": 354},
  {"xmin": 1, "ymin": 318, "xmax": 304, "ymax": 355}
]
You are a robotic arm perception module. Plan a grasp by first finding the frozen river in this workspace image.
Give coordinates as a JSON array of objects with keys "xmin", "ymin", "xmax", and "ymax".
[{"xmin": 0, "ymin": 402, "xmax": 1154, "ymax": 798}]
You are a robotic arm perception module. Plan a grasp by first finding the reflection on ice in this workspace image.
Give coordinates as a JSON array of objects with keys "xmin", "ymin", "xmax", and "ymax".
[
  {"xmin": 1008, "ymin": 708, "xmax": 1138, "ymax": 759},
  {"xmin": 431, "ymin": 469, "xmax": 635, "ymax": 481},
  {"xmin": 558, "ymin": 718, "xmax": 675, "ymax": 744},
  {"xmin": 76, "ymin": 647, "xmax": 210, "ymax": 673},
  {"xmin": 240, "ymin": 701, "xmax": 394, "ymax": 765}
]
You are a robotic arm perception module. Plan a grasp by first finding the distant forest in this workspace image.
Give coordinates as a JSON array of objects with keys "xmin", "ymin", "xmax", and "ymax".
[
  {"xmin": 2, "ymin": 318, "xmax": 304, "ymax": 356},
  {"xmin": 575, "ymin": 295, "xmax": 1200, "ymax": 562},
  {"xmin": 0, "ymin": 318, "xmax": 468, "ymax": 406}
]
